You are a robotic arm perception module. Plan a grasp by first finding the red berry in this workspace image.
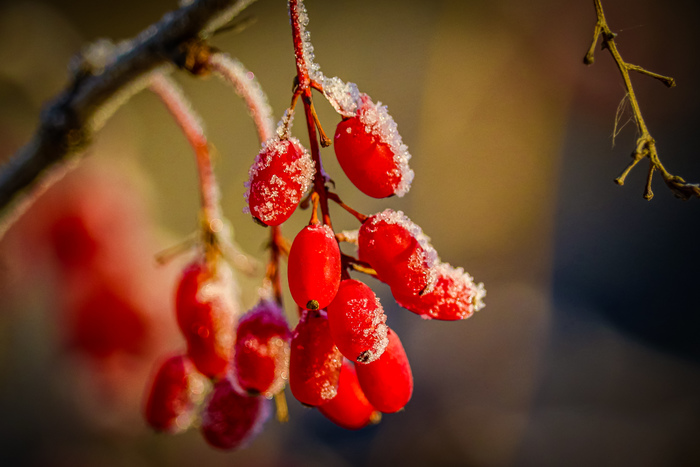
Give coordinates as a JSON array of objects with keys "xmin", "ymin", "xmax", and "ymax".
[
  {"xmin": 144, "ymin": 354, "xmax": 206, "ymax": 433},
  {"xmin": 318, "ymin": 359, "xmax": 378, "ymax": 430},
  {"xmin": 393, "ymin": 262, "xmax": 486, "ymax": 320},
  {"xmin": 327, "ymin": 279, "xmax": 389, "ymax": 364},
  {"xmin": 201, "ymin": 378, "xmax": 270, "ymax": 450},
  {"xmin": 289, "ymin": 309, "xmax": 343, "ymax": 406},
  {"xmin": 355, "ymin": 328, "xmax": 413, "ymax": 413},
  {"xmin": 287, "ymin": 223, "xmax": 341, "ymax": 310},
  {"xmin": 333, "ymin": 95, "xmax": 413, "ymax": 198},
  {"xmin": 70, "ymin": 281, "xmax": 149, "ymax": 359},
  {"xmin": 358, "ymin": 209, "xmax": 438, "ymax": 297},
  {"xmin": 245, "ymin": 137, "xmax": 314, "ymax": 226},
  {"xmin": 233, "ymin": 300, "xmax": 291, "ymax": 397},
  {"xmin": 175, "ymin": 259, "xmax": 237, "ymax": 378}
]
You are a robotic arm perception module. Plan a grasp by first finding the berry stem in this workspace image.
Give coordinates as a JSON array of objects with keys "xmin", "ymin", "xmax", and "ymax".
[
  {"xmin": 289, "ymin": 0, "xmax": 332, "ymax": 227},
  {"xmin": 327, "ymin": 192, "xmax": 367, "ymax": 223},
  {"xmin": 149, "ymin": 74, "xmax": 223, "ymax": 257}
]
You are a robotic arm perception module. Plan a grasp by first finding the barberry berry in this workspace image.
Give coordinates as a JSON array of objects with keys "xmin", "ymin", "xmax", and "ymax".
[
  {"xmin": 289, "ymin": 309, "xmax": 343, "ymax": 406},
  {"xmin": 233, "ymin": 300, "xmax": 291, "ymax": 398},
  {"xmin": 393, "ymin": 262, "xmax": 486, "ymax": 320},
  {"xmin": 358, "ymin": 209, "xmax": 438, "ymax": 297},
  {"xmin": 355, "ymin": 328, "xmax": 413, "ymax": 413},
  {"xmin": 333, "ymin": 95, "xmax": 413, "ymax": 198},
  {"xmin": 326, "ymin": 279, "xmax": 389, "ymax": 364},
  {"xmin": 287, "ymin": 223, "xmax": 341, "ymax": 311},
  {"xmin": 318, "ymin": 359, "xmax": 379, "ymax": 430},
  {"xmin": 201, "ymin": 378, "xmax": 271, "ymax": 450},
  {"xmin": 244, "ymin": 137, "xmax": 314, "ymax": 226},
  {"xmin": 175, "ymin": 258, "xmax": 237, "ymax": 378},
  {"xmin": 144, "ymin": 354, "xmax": 206, "ymax": 433}
]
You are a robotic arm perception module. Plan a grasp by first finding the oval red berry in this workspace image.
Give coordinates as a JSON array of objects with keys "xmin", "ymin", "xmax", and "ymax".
[
  {"xmin": 287, "ymin": 224, "xmax": 341, "ymax": 311},
  {"xmin": 234, "ymin": 300, "xmax": 291, "ymax": 398},
  {"xmin": 326, "ymin": 279, "xmax": 389, "ymax": 364},
  {"xmin": 289, "ymin": 309, "xmax": 343, "ymax": 407},
  {"xmin": 245, "ymin": 137, "xmax": 314, "ymax": 226},
  {"xmin": 144, "ymin": 354, "xmax": 205, "ymax": 433},
  {"xmin": 355, "ymin": 328, "xmax": 413, "ymax": 413},
  {"xmin": 175, "ymin": 259, "xmax": 237, "ymax": 378},
  {"xmin": 318, "ymin": 360, "xmax": 378, "ymax": 430}
]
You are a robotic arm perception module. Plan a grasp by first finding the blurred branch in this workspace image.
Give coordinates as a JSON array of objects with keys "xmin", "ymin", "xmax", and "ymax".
[
  {"xmin": 0, "ymin": 0, "xmax": 256, "ymax": 225},
  {"xmin": 584, "ymin": 0, "xmax": 700, "ymax": 200}
]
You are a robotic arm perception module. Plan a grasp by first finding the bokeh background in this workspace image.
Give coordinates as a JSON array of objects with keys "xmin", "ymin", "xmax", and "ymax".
[{"xmin": 1, "ymin": 0, "xmax": 700, "ymax": 465}]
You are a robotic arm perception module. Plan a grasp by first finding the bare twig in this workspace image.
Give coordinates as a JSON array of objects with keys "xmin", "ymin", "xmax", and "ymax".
[
  {"xmin": 0, "ymin": 0, "xmax": 256, "ymax": 225},
  {"xmin": 585, "ymin": 0, "xmax": 700, "ymax": 200}
]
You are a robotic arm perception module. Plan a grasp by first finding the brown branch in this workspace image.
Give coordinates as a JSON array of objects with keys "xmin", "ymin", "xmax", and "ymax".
[
  {"xmin": 0, "ymin": 0, "xmax": 256, "ymax": 223},
  {"xmin": 584, "ymin": 0, "xmax": 700, "ymax": 200}
]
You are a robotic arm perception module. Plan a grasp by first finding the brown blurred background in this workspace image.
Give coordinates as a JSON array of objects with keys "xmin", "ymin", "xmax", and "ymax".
[{"xmin": 1, "ymin": 0, "xmax": 700, "ymax": 465}]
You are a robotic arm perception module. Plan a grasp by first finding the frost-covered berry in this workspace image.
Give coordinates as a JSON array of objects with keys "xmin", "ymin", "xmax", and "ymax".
[
  {"xmin": 326, "ymin": 279, "xmax": 389, "ymax": 364},
  {"xmin": 233, "ymin": 300, "xmax": 291, "ymax": 398},
  {"xmin": 144, "ymin": 354, "xmax": 206, "ymax": 433},
  {"xmin": 355, "ymin": 328, "xmax": 412, "ymax": 413},
  {"xmin": 201, "ymin": 378, "xmax": 271, "ymax": 450},
  {"xmin": 289, "ymin": 309, "xmax": 343, "ymax": 406},
  {"xmin": 318, "ymin": 359, "xmax": 378, "ymax": 430},
  {"xmin": 245, "ymin": 137, "xmax": 314, "ymax": 226},
  {"xmin": 333, "ymin": 95, "xmax": 413, "ymax": 198},
  {"xmin": 287, "ymin": 223, "xmax": 341, "ymax": 311},
  {"xmin": 358, "ymin": 209, "xmax": 438, "ymax": 297},
  {"xmin": 175, "ymin": 258, "xmax": 237, "ymax": 379},
  {"xmin": 393, "ymin": 262, "xmax": 486, "ymax": 321}
]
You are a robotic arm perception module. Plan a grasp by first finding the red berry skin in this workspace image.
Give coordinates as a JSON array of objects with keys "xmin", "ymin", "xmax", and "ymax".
[
  {"xmin": 287, "ymin": 224, "xmax": 341, "ymax": 311},
  {"xmin": 245, "ymin": 138, "xmax": 314, "ymax": 226},
  {"xmin": 393, "ymin": 262, "xmax": 485, "ymax": 321},
  {"xmin": 234, "ymin": 300, "xmax": 291, "ymax": 398},
  {"xmin": 201, "ymin": 378, "xmax": 270, "ymax": 450},
  {"xmin": 357, "ymin": 218, "xmax": 432, "ymax": 295},
  {"xmin": 334, "ymin": 116, "xmax": 401, "ymax": 198},
  {"xmin": 318, "ymin": 360, "xmax": 378, "ymax": 430},
  {"xmin": 289, "ymin": 309, "xmax": 343, "ymax": 406},
  {"xmin": 326, "ymin": 279, "xmax": 389, "ymax": 364},
  {"xmin": 144, "ymin": 354, "xmax": 206, "ymax": 433},
  {"xmin": 175, "ymin": 259, "xmax": 236, "ymax": 379},
  {"xmin": 355, "ymin": 328, "xmax": 413, "ymax": 413}
]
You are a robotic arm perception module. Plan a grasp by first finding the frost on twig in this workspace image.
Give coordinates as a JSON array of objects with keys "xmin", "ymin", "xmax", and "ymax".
[
  {"xmin": 584, "ymin": 0, "xmax": 700, "ymax": 200},
  {"xmin": 0, "ymin": 0, "xmax": 257, "ymax": 225}
]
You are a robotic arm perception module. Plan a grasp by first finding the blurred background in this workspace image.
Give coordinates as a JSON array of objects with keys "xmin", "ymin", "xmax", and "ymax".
[{"xmin": 1, "ymin": 0, "xmax": 700, "ymax": 465}]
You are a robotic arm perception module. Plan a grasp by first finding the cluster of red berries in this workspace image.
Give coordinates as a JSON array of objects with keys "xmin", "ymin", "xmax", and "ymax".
[{"xmin": 143, "ymin": 0, "xmax": 485, "ymax": 450}]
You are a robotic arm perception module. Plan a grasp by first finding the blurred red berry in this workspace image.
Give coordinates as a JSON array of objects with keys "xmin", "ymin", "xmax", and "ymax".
[
  {"xmin": 175, "ymin": 259, "xmax": 237, "ymax": 378},
  {"xmin": 201, "ymin": 378, "xmax": 270, "ymax": 450},
  {"xmin": 234, "ymin": 300, "xmax": 291, "ymax": 397}
]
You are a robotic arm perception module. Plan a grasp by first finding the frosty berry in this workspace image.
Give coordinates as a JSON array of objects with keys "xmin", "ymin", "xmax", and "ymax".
[
  {"xmin": 175, "ymin": 259, "xmax": 237, "ymax": 379},
  {"xmin": 289, "ymin": 309, "xmax": 343, "ymax": 406},
  {"xmin": 358, "ymin": 209, "xmax": 438, "ymax": 297},
  {"xmin": 287, "ymin": 223, "xmax": 341, "ymax": 310},
  {"xmin": 393, "ymin": 262, "xmax": 486, "ymax": 321},
  {"xmin": 333, "ymin": 95, "xmax": 413, "ymax": 199},
  {"xmin": 201, "ymin": 378, "xmax": 271, "ymax": 450},
  {"xmin": 233, "ymin": 300, "xmax": 291, "ymax": 397},
  {"xmin": 144, "ymin": 354, "xmax": 206, "ymax": 433},
  {"xmin": 245, "ymin": 137, "xmax": 314, "ymax": 226},
  {"xmin": 327, "ymin": 279, "xmax": 389, "ymax": 364}
]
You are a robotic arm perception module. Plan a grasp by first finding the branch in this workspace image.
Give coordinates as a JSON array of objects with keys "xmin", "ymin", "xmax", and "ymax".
[
  {"xmin": 0, "ymin": 0, "xmax": 256, "ymax": 224},
  {"xmin": 584, "ymin": 0, "xmax": 700, "ymax": 200}
]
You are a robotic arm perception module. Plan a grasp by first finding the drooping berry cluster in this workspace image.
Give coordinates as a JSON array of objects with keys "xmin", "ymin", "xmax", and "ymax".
[{"xmin": 143, "ymin": 0, "xmax": 485, "ymax": 450}]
